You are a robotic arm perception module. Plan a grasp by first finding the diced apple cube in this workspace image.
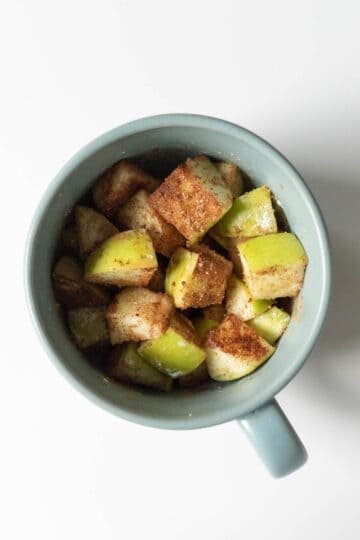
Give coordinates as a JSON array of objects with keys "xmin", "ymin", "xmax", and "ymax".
[
  {"xmin": 213, "ymin": 186, "xmax": 277, "ymax": 241},
  {"xmin": 67, "ymin": 307, "xmax": 109, "ymax": 349},
  {"xmin": 205, "ymin": 314, "xmax": 274, "ymax": 381},
  {"xmin": 149, "ymin": 155, "xmax": 233, "ymax": 244},
  {"xmin": 93, "ymin": 160, "xmax": 160, "ymax": 217},
  {"xmin": 137, "ymin": 313, "xmax": 206, "ymax": 378},
  {"xmin": 75, "ymin": 206, "xmax": 118, "ymax": 258},
  {"xmin": 53, "ymin": 256, "xmax": 110, "ymax": 308},
  {"xmin": 108, "ymin": 343, "xmax": 173, "ymax": 392},
  {"xmin": 234, "ymin": 232, "xmax": 308, "ymax": 299},
  {"xmin": 106, "ymin": 287, "xmax": 174, "ymax": 344},
  {"xmin": 165, "ymin": 244, "xmax": 232, "ymax": 309},
  {"xmin": 193, "ymin": 317, "xmax": 219, "ymax": 339},
  {"xmin": 84, "ymin": 229, "xmax": 158, "ymax": 287},
  {"xmin": 226, "ymin": 275, "xmax": 271, "ymax": 321},
  {"xmin": 248, "ymin": 306, "xmax": 291, "ymax": 344},
  {"xmin": 116, "ymin": 190, "xmax": 184, "ymax": 257},
  {"xmin": 148, "ymin": 265, "xmax": 165, "ymax": 292},
  {"xmin": 215, "ymin": 161, "xmax": 244, "ymax": 197}
]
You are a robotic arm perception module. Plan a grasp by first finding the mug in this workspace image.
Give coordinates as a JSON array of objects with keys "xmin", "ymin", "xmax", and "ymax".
[{"xmin": 24, "ymin": 114, "xmax": 331, "ymax": 477}]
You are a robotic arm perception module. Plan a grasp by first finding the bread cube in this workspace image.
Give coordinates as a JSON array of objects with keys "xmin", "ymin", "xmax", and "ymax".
[
  {"xmin": 202, "ymin": 304, "xmax": 226, "ymax": 322},
  {"xmin": 106, "ymin": 287, "xmax": 174, "ymax": 344},
  {"xmin": 75, "ymin": 206, "xmax": 118, "ymax": 258},
  {"xmin": 84, "ymin": 229, "xmax": 158, "ymax": 287},
  {"xmin": 149, "ymin": 155, "xmax": 233, "ymax": 245},
  {"xmin": 67, "ymin": 307, "xmax": 109, "ymax": 349},
  {"xmin": 93, "ymin": 160, "xmax": 160, "ymax": 217},
  {"xmin": 53, "ymin": 256, "xmax": 110, "ymax": 308},
  {"xmin": 116, "ymin": 190, "xmax": 184, "ymax": 257},
  {"xmin": 108, "ymin": 343, "xmax": 173, "ymax": 392},
  {"xmin": 248, "ymin": 306, "xmax": 290, "ymax": 344},
  {"xmin": 213, "ymin": 186, "xmax": 277, "ymax": 241},
  {"xmin": 138, "ymin": 313, "xmax": 206, "ymax": 378},
  {"xmin": 215, "ymin": 161, "xmax": 244, "ymax": 197},
  {"xmin": 233, "ymin": 232, "xmax": 308, "ymax": 299},
  {"xmin": 205, "ymin": 314, "xmax": 274, "ymax": 381},
  {"xmin": 165, "ymin": 244, "xmax": 233, "ymax": 309},
  {"xmin": 226, "ymin": 275, "xmax": 271, "ymax": 321}
]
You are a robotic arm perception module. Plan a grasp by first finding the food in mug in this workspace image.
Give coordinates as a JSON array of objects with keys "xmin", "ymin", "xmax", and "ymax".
[{"xmin": 53, "ymin": 155, "xmax": 308, "ymax": 391}]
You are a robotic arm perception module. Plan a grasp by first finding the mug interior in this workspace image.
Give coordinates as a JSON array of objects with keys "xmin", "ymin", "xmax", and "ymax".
[{"xmin": 25, "ymin": 115, "xmax": 330, "ymax": 429}]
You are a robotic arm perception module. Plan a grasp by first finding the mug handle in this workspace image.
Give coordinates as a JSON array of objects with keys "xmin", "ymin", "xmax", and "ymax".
[{"xmin": 238, "ymin": 399, "xmax": 307, "ymax": 478}]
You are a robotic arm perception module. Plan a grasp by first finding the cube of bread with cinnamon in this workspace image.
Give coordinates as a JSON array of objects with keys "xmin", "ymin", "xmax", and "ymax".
[{"xmin": 149, "ymin": 155, "xmax": 233, "ymax": 245}]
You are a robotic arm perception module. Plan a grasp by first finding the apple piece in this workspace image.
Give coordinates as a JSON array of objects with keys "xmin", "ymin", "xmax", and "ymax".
[
  {"xmin": 193, "ymin": 316, "xmax": 219, "ymax": 339},
  {"xmin": 137, "ymin": 313, "xmax": 206, "ymax": 378},
  {"xmin": 93, "ymin": 160, "xmax": 160, "ymax": 217},
  {"xmin": 165, "ymin": 244, "xmax": 233, "ymax": 309},
  {"xmin": 106, "ymin": 287, "xmax": 174, "ymax": 344},
  {"xmin": 52, "ymin": 256, "xmax": 110, "ymax": 308},
  {"xmin": 107, "ymin": 343, "xmax": 173, "ymax": 392},
  {"xmin": 205, "ymin": 314, "xmax": 274, "ymax": 381},
  {"xmin": 61, "ymin": 224, "xmax": 79, "ymax": 254},
  {"xmin": 234, "ymin": 232, "xmax": 308, "ymax": 299},
  {"xmin": 148, "ymin": 265, "xmax": 165, "ymax": 292},
  {"xmin": 116, "ymin": 189, "xmax": 185, "ymax": 257},
  {"xmin": 226, "ymin": 275, "xmax": 271, "ymax": 321},
  {"xmin": 149, "ymin": 155, "xmax": 233, "ymax": 245},
  {"xmin": 215, "ymin": 161, "xmax": 244, "ymax": 197},
  {"xmin": 213, "ymin": 186, "xmax": 277, "ymax": 241},
  {"xmin": 208, "ymin": 229, "xmax": 232, "ymax": 250},
  {"xmin": 75, "ymin": 205, "xmax": 118, "ymax": 258},
  {"xmin": 84, "ymin": 229, "xmax": 158, "ymax": 287},
  {"xmin": 67, "ymin": 307, "xmax": 109, "ymax": 349},
  {"xmin": 248, "ymin": 306, "xmax": 291, "ymax": 345},
  {"xmin": 178, "ymin": 361, "xmax": 209, "ymax": 388}
]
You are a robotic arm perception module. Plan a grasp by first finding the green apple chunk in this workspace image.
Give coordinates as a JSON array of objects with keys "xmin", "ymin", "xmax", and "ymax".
[
  {"xmin": 106, "ymin": 287, "xmax": 174, "ymax": 344},
  {"xmin": 205, "ymin": 314, "xmax": 274, "ymax": 381},
  {"xmin": 215, "ymin": 161, "xmax": 244, "ymax": 197},
  {"xmin": 84, "ymin": 229, "xmax": 158, "ymax": 287},
  {"xmin": 178, "ymin": 361, "xmax": 209, "ymax": 388},
  {"xmin": 149, "ymin": 155, "xmax": 233, "ymax": 245},
  {"xmin": 248, "ymin": 306, "xmax": 291, "ymax": 345},
  {"xmin": 52, "ymin": 256, "xmax": 110, "ymax": 308},
  {"xmin": 137, "ymin": 313, "xmax": 206, "ymax": 378},
  {"xmin": 75, "ymin": 205, "xmax": 118, "ymax": 258},
  {"xmin": 225, "ymin": 275, "xmax": 271, "ymax": 321},
  {"xmin": 67, "ymin": 307, "xmax": 109, "ymax": 349},
  {"xmin": 234, "ymin": 232, "xmax": 308, "ymax": 299},
  {"xmin": 165, "ymin": 245, "xmax": 232, "ymax": 309},
  {"xmin": 213, "ymin": 186, "xmax": 277, "ymax": 240},
  {"xmin": 116, "ymin": 189, "xmax": 185, "ymax": 257},
  {"xmin": 108, "ymin": 343, "xmax": 173, "ymax": 392},
  {"xmin": 193, "ymin": 316, "xmax": 219, "ymax": 339}
]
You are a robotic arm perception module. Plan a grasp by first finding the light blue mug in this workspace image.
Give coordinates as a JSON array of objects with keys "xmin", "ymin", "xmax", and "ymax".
[{"xmin": 24, "ymin": 114, "xmax": 331, "ymax": 477}]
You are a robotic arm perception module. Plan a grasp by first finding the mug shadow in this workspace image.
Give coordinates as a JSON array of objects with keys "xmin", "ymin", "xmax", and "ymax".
[{"xmin": 292, "ymin": 173, "xmax": 360, "ymax": 413}]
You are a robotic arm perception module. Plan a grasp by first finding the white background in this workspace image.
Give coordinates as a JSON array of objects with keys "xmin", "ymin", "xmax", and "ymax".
[{"xmin": 1, "ymin": 1, "xmax": 360, "ymax": 538}]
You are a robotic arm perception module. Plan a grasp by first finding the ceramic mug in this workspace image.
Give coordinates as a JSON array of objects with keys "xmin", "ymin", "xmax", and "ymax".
[{"xmin": 24, "ymin": 114, "xmax": 331, "ymax": 477}]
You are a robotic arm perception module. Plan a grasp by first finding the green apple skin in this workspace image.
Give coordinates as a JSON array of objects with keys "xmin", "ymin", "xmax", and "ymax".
[
  {"xmin": 213, "ymin": 186, "xmax": 277, "ymax": 240},
  {"xmin": 165, "ymin": 248, "xmax": 198, "ymax": 308},
  {"xmin": 84, "ymin": 229, "xmax": 157, "ymax": 287},
  {"xmin": 108, "ymin": 343, "xmax": 173, "ymax": 392},
  {"xmin": 236, "ymin": 232, "xmax": 308, "ymax": 299},
  {"xmin": 67, "ymin": 307, "xmax": 109, "ymax": 349},
  {"xmin": 137, "ymin": 315, "xmax": 206, "ymax": 378},
  {"xmin": 248, "ymin": 306, "xmax": 290, "ymax": 344},
  {"xmin": 193, "ymin": 316, "xmax": 219, "ymax": 339}
]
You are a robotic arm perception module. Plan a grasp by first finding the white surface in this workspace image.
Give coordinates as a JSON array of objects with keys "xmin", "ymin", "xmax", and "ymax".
[{"xmin": 1, "ymin": 1, "xmax": 360, "ymax": 538}]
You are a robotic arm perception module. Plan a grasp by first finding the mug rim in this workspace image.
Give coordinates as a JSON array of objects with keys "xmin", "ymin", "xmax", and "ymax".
[{"xmin": 24, "ymin": 113, "xmax": 331, "ymax": 429}]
